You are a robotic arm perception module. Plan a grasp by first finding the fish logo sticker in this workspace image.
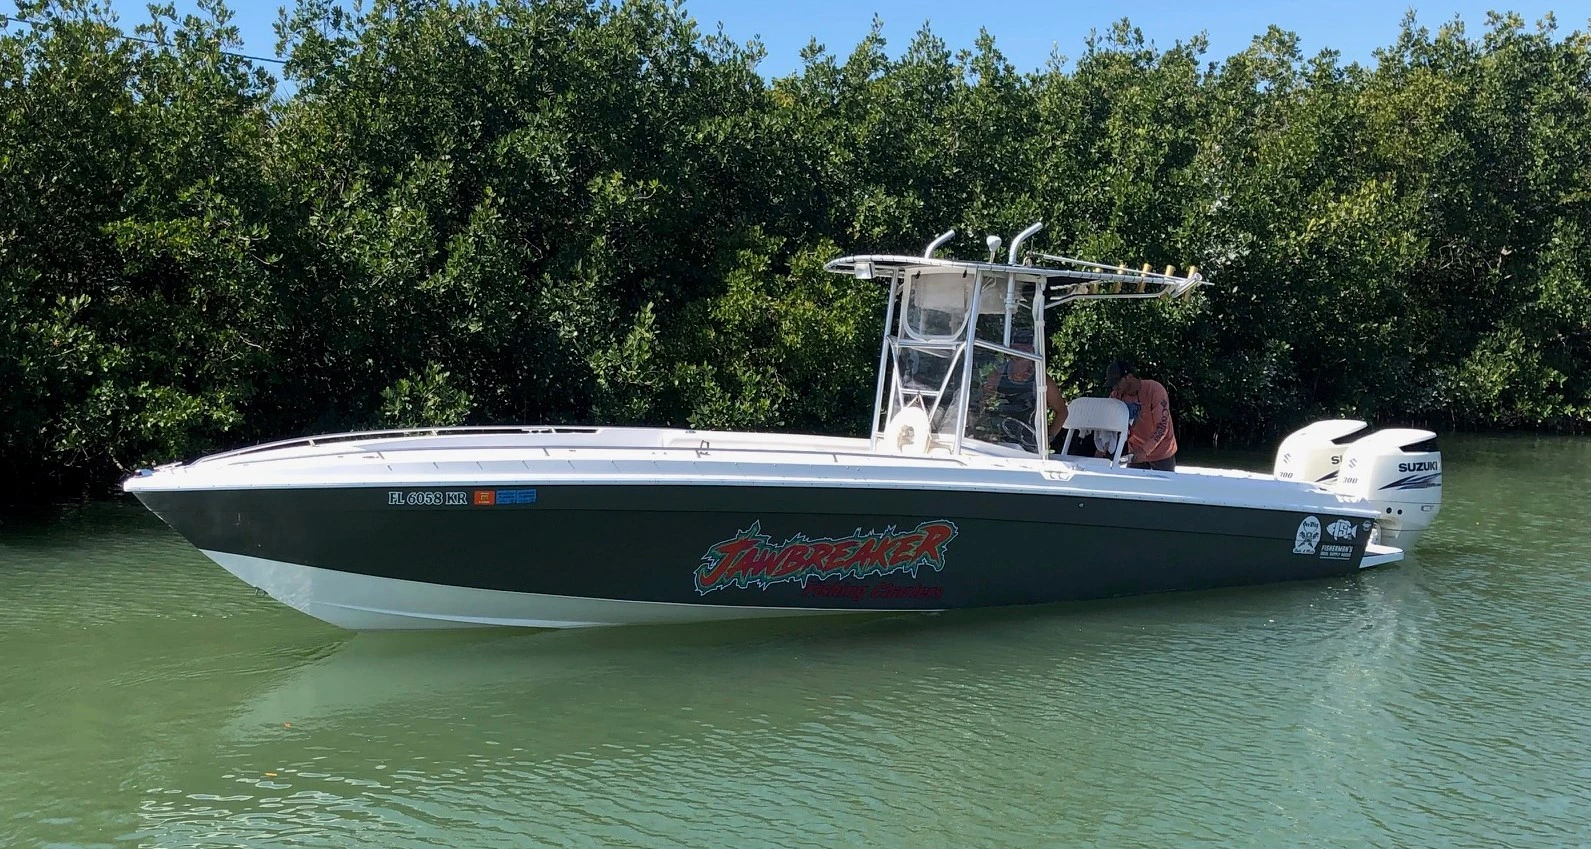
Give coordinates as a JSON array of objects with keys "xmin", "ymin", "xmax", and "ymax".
[
  {"xmin": 1325, "ymin": 519, "xmax": 1357, "ymax": 541},
  {"xmin": 1293, "ymin": 516, "xmax": 1321, "ymax": 555},
  {"xmin": 695, "ymin": 520, "xmax": 957, "ymax": 596}
]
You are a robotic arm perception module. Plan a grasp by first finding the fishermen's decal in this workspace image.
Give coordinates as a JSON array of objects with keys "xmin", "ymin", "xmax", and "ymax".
[
  {"xmin": 695, "ymin": 520, "xmax": 958, "ymax": 595},
  {"xmin": 1325, "ymin": 519, "xmax": 1358, "ymax": 542},
  {"xmin": 1314, "ymin": 517, "xmax": 1373, "ymax": 561}
]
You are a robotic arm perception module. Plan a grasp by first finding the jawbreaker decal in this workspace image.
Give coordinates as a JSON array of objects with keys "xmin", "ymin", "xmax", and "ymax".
[{"xmin": 694, "ymin": 520, "xmax": 958, "ymax": 596}]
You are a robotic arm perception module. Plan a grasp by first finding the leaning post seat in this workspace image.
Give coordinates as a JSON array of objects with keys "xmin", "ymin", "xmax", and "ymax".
[{"xmin": 1058, "ymin": 397, "xmax": 1132, "ymax": 466}]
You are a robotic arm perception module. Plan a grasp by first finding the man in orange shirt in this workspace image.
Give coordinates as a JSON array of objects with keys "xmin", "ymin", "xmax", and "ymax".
[{"xmin": 1105, "ymin": 360, "xmax": 1178, "ymax": 471}]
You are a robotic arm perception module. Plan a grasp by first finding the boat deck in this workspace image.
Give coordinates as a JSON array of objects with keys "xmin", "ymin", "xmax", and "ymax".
[{"xmin": 129, "ymin": 425, "xmax": 1375, "ymax": 518}]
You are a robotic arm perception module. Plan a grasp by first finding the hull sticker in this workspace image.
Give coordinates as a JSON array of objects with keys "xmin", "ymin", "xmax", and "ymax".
[
  {"xmin": 1315, "ymin": 517, "xmax": 1374, "ymax": 561},
  {"xmin": 384, "ymin": 488, "xmax": 538, "ymax": 507},
  {"xmin": 695, "ymin": 520, "xmax": 958, "ymax": 596},
  {"xmin": 802, "ymin": 581, "xmax": 945, "ymax": 602},
  {"xmin": 1293, "ymin": 515, "xmax": 1321, "ymax": 555},
  {"xmin": 1325, "ymin": 519, "xmax": 1357, "ymax": 542}
]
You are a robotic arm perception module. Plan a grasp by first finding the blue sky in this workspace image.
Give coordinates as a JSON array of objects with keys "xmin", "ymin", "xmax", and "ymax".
[{"xmin": 92, "ymin": 0, "xmax": 1576, "ymax": 76}]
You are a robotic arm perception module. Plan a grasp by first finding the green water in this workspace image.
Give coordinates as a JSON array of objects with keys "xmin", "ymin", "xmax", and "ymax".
[{"xmin": 2, "ymin": 434, "xmax": 1588, "ymax": 848}]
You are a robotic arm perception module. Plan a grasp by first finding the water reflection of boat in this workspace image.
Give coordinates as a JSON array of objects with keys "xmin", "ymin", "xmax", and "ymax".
[
  {"xmin": 227, "ymin": 616, "xmax": 948, "ymax": 736},
  {"xmin": 132, "ymin": 567, "xmax": 1425, "ymax": 847},
  {"xmin": 125, "ymin": 225, "xmax": 1441, "ymax": 630},
  {"xmin": 223, "ymin": 577, "xmax": 1413, "ymax": 760}
]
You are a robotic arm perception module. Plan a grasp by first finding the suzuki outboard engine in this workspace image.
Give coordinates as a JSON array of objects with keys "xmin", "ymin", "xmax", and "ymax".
[
  {"xmin": 1273, "ymin": 420, "xmax": 1368, "ymax": 485},
  {"xmin": 1334, "ymin": 428, "xmax": 1442, "ymax": 550}
]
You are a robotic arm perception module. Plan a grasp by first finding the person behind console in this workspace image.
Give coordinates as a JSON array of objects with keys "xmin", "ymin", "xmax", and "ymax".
[
  {"xmin": 982, "ymin": 328, "xmax": 1068, "ymax": 451},
  {"xmin": 1104, "ymin": 359, "xmax": 1178, "ymax": 471}
]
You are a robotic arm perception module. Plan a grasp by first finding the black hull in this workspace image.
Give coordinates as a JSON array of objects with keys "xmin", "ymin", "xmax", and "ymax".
[{"xmin": 136, "ymin": 483, "xmax": 1376, "ymax": 616}]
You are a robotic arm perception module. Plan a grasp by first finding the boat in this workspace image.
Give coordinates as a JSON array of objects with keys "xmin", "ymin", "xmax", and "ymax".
[{"xmin": 123, "ymin": 224, "xmax": 1443, "ymax": 630}]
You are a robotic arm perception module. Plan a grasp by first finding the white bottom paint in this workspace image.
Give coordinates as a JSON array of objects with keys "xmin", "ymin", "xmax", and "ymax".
[
  {"xmin": 200, "ymin": 550, "xmax": 883, "ymax": 630},
  {"xmin": 201, "ymin": 543, "xmax": 1405, "ymax": 631}
]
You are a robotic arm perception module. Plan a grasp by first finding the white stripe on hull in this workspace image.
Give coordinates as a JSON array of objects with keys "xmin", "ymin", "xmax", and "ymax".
[{"xmin": 200, "ymin": 551, "xmax": 898, "ymax": 630}]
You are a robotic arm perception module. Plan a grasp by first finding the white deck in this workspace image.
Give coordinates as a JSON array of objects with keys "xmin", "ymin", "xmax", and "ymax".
[{"xmin": 126, "ymin": 425, "xmax": 1380, "ymax": 519}]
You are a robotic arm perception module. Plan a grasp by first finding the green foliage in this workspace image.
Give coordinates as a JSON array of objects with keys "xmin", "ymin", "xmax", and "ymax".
[
  {"xmin": 668, "ymin": 233, "xmax": 882, "ymax": 432},
  {"xmin": 2, "ymin": 1, "xmax": 1588, "ymax": 491},
  {"xmin": 378, "ymin": 362, "xmax": 472, "ymax": 427}
]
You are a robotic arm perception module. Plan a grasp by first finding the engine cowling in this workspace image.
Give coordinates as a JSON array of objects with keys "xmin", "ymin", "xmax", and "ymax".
[
  {"xmin": 1334, "ymin": 428, "xmax": 1442, "ymax": 550},
  {"xmin": 1273, "ymin": 420, "xmax": 1368, "ymax": 485}
]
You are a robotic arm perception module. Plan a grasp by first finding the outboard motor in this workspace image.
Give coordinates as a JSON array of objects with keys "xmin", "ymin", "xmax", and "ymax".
[
  {"xmin": 1334, "ymin": 428, "xmax": 1443, "ymax": 550},
  {"xmin": 1273, "ymin": 420, "xmax": 1368, "ymax": 485}
]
